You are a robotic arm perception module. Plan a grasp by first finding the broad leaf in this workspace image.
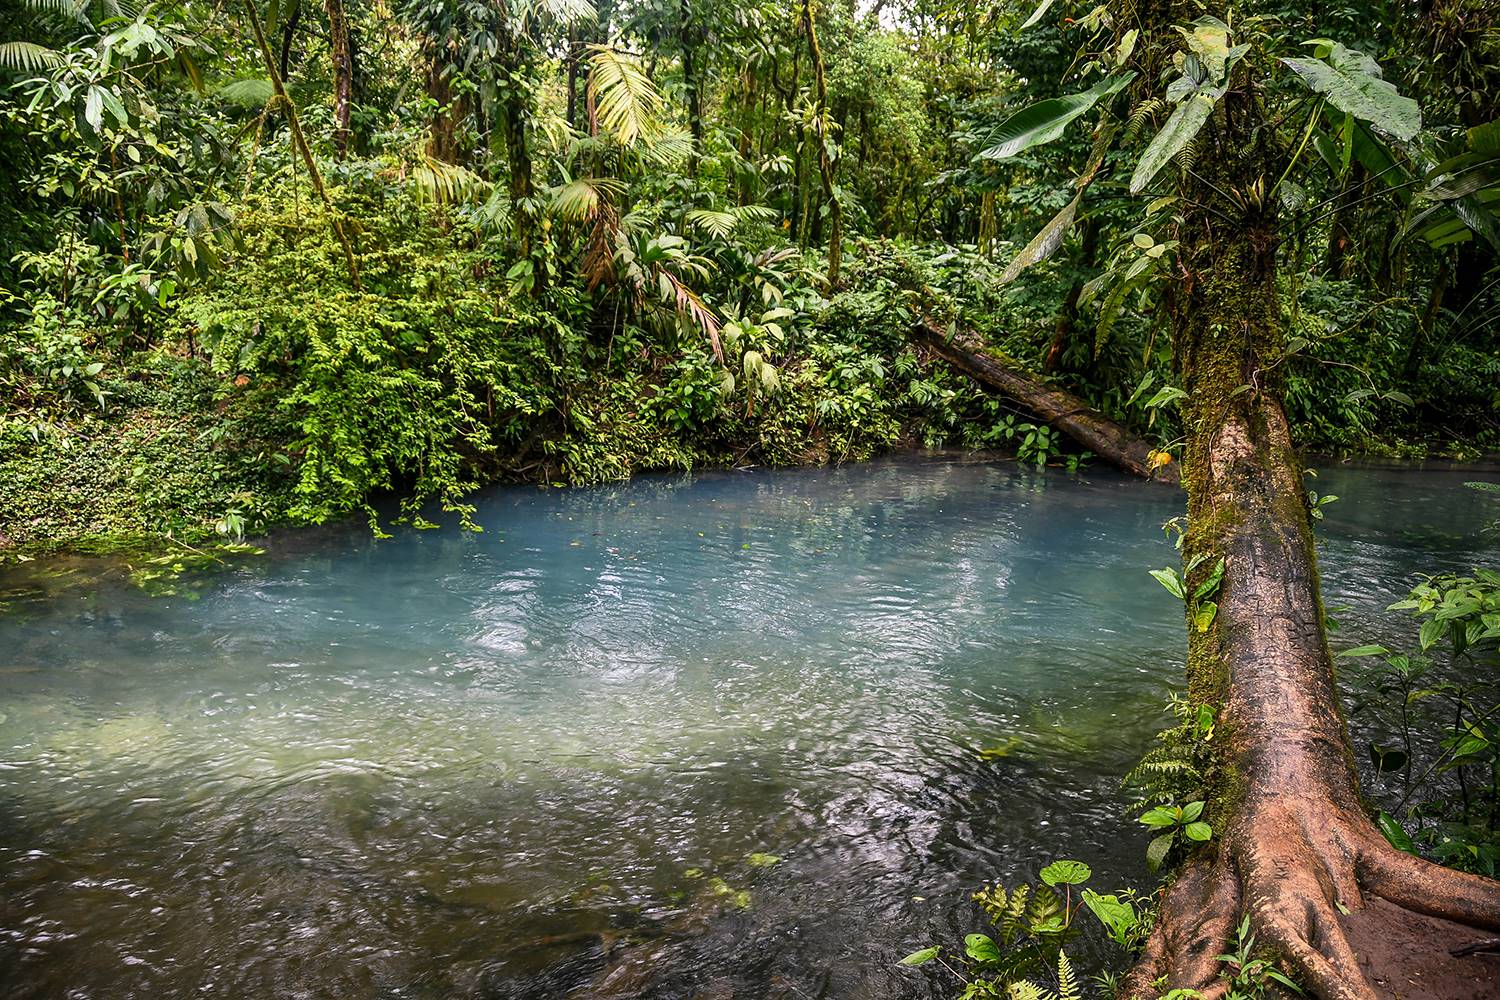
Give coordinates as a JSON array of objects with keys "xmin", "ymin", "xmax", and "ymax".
[
  {"xmin": 999, "ymin": 193, "xmax": 1079, "ymax": 284},
  {"xmin": 1280, "ymin": 42, "xmax": 1420, "ymax": 141},
  {"xmin": 898, "ymin": 946, "xmax": 940, "ymax": 966},
  {"xmin": 964, "ymin": 933, "xmax": 1003, "ymax": 963},
  {"xmin": 1130, "ymin": 93, "xmax": 1216, "ymax": 194},
  {"xmin": 978, "ymin": 72, "xmax": 1134, "ymax": 162},
  {"xmin": 1039, "ymin": 860, "xmax": 1091, "ymax": 886},
  {"xmin": 1146, "ymin": 831, "xmax": 1175, "ymax": 871}
]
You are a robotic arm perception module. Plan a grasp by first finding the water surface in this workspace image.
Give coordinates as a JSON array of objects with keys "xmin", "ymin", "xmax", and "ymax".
[{"xmin": 0, "ymin": 456, "xmax": 1494, "ymax": 998}]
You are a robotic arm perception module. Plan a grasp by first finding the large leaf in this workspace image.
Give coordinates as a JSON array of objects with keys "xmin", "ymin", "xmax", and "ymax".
[
  {"xmin": 1000, "ymin": 193, "xmax": 1079, "ymax": 284},
  {"xmin": 1129, "ymin": 93, "xmax": 1216, "ymax": 194},
  {"xmin": 978, "ymin": 72, "xmax": 1134, "ymax": 162},
  {"xmin": 587, "ymin": 45, "xmax": 662, "ymax": 146},
  {"xmin": 1020, "ymin": 0, "xmax": 1056, "ymax": 30},
  {"xmin": 1281, "ymin": 42, "xmax": 1420, "ymax": 141}
]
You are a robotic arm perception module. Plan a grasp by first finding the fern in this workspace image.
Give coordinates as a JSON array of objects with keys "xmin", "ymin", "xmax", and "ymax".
[
  {"xmin": 1125, "ymin": 98, "xmax": 1164, "ymax": 142},
  {"xmin": 1001, "ymin": 884, "xmax": 1030, "ymax": 944},
  {"xmin": 1055, "ymin": 950, "xmax": 1080, "ymax": 1000},
  {"xmin": 1007, "ymin": 982, "xmax": 1048, "ymax": 1000}
]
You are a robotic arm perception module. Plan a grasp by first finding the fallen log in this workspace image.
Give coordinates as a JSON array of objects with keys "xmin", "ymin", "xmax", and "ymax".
[{"xmin": 915, "ymin": 317, "xmax": 1179, "ymax": 484}]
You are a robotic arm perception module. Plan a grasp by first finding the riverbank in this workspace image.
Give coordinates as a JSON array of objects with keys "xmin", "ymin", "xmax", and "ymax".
[{"xmin": 3, "ymin": 334, "xmax": 1495, "ymax": 564}]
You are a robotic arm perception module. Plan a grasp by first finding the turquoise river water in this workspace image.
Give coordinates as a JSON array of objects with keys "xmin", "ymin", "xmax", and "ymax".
[{"xmin": 0, "ymin": 456, "xmax": 1496, "ymax": 999}]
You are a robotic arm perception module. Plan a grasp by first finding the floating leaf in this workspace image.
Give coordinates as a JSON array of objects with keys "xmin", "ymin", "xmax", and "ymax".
[
  {"xmin": 898, "ymin": 946, "xmax": 941, "ymax": 966},
  {"xmin": 747, "ymin": 852, "xmax": 781, "ymax": 868}
]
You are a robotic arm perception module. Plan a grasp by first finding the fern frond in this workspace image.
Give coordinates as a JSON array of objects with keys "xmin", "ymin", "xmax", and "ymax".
[
  {"xmin": 1126, "ymin": 98, "xmax": 1164, "ymax": 142},
  {"xmin": 1007, "ymin": 982, "xmax": 1049, "ymax": 1000},
  {"xmin": 1001, "ymin": 884, "xmax": 1030, "ymax": 944},
  {"xmin": 217, "ymin": 78, "xmax": 274, "ymax": 108},
  {"xmin": 1056, "ymin": 950, "xmax": 1079, "ymax": 1000}
]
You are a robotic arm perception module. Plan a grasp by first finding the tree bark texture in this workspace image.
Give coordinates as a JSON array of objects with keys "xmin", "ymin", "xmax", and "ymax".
[
  {"xmin": 916, "ymin": 317, "xmax": 1178, "ymax": 484},
  {"xmin": 1119, "ymin": 30, "xmax": 1500, "ymax": 999}
]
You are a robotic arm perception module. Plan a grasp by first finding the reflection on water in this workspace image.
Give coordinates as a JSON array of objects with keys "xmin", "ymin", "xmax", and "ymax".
[{"xmin": 0, "ymin": 456, "xmax": 1493, "ymax": 998}]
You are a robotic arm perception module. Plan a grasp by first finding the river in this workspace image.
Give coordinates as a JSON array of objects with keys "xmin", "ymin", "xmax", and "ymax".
[{"xmin": 0, "ymin": 456, "xmax": 1495, "ymax": 998}]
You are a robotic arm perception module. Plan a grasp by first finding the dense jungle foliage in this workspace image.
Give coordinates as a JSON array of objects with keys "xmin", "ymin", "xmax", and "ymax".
[{"xmin": 1, "ymin": 0, "xmax": 1496, "ymax": 552}]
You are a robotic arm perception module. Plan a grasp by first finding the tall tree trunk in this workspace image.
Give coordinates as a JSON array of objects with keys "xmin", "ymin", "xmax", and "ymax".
[
  {"xmin": 679, "ymin": 0, "xmax": 702, "ymax": 171},
  {"xmin": 323, "ymin": 0, "xmax": 353, "ymax": 157},
  {"xmin": 426, "ymin": 54, "xmax": 461, "ymax": 164},
  {"xmin": 801, "ymin": 0, "xmax": 841, "ymax": 285},
  {"xmin": 1120, "ymin": 30, "xmax": 1500, "ymax": 1000},
  {"xmin": 1042, "ymin": 215, "xmax": 1100, "ymax": 374}
]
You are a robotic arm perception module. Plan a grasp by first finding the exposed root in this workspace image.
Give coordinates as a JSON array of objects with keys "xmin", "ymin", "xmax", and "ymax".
[
  {"xmin": 1359, "ymin": 839, "xmax": 1500, "ymax": 931},
  {"xmin": 1118, "ymin": 854, "xmax": 1238, "ymax": 1000},
  {"xmin": 1123, "ymin": 804, "xmax": 1500, "ymax": 1000}
]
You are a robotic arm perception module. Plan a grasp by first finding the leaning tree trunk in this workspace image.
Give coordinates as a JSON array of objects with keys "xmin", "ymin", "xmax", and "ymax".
[
  {"xmin": 916, "ymin": 318, "xmax": 1177, "ymax": 484},
  {"xmin": 1119, "ymin": 48, "xmax": 1500, "ymax": 1000}
]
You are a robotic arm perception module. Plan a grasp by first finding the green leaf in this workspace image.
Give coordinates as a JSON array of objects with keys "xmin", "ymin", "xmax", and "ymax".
[
  {"xmin": 1280, "ymin": 43, "xmax": 1420, "ymax": 141},
  {"xmin": 1080, "ymin": 890, "xmax": 1136, "ymax": 932},
  {"xmin": 1020, "ymin": 0, "xmax": 1056, "ymax": 30},
  {"xmin": 1419, "ymin": 616, "xmax": 1446, "ymax": 651},
  {"xmin": 1183, "ymin": 821, "xmax": 1213, "ymax": 842},
  {"xmin": 964, "ymin": 933, "xmax": 1003, "ymax": 963},
  {"xmin": 1039, "ymin": 860, "xmax": 1092, "ymax": 886},
  {"xmin": 898, "ymin": 946, "xmax": 941, "ymax": 966},
  {"xmin": 978, "ymin": 72, "xmax": 1135, "ymax": 162},
  {"xmin": 1181, "ymin": 801, "xmax": 1205, "ymax": 822},
  {"xmin": 1146, "ymin": 831, "xmax": 1175, "ymax": 870},
  {"xmin": 1130, "ymin": 93, "xmax": 1217, "ymax": 194},
  {"xmin": 746, "ymin": 852, "xmax": 781, "ymax": 867},
  {"xmin": 1150, "ymin": 568, "xmax": 1186, "ymax": 600},
  {"xmin": 1376, "ymin": 811, "xmax": 1418, "ymax": 855},
  {"xmin": 1336, "ymin": 644, "xmax": 1390, "ymax": 658},
  {"xmin": 1140, "ymin": 806, "xmax": 1179, "ymax": 829},
  {"xmin": 999, "ymin": 192, "xmax": 1080, "ymax": 284},
  {"xmin": 1193, "ymin": 601, "xmax": 1218, "ymax": 633},
  {"xmin": 1193, "ymin": 558, "xmax": 1226, "ymax": 600}
]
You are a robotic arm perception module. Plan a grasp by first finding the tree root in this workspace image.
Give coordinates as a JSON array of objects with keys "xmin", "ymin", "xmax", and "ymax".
[{"xmin": 1122, "ymin": 798, "xmax": 1500, "ymax": 1000}]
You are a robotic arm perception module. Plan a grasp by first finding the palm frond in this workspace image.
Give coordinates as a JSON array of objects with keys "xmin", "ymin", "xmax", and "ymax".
[
  {"xmin": 410, "ymin": 157, "xmax": 492, "ymax": 206},
  {"xmin": 587, "ymin": 44, "xmax": 661, "ymax": 146},
  {"xmin": 549, "ymin": 176, "xmax": 625, "ymax": 223},
  {"xmin": 0, "ymin": 41, "xmax": 64, "ymax": 72},
  {"xmin": 639, "ymin": 126, "xmax": 694, "ymax": 167},
  {"xmin": 660, "ymin": 268, "xmax": 722, "ymax": 360},
  {"xmin": 685, "ymin": 209, "xmax": 738, "ymax": 238}
]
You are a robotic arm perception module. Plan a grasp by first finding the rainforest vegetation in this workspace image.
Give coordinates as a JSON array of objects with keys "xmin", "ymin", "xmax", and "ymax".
[{"xmin": 3, "ymin": 0, "xmax": 1500, "ymax": 998}]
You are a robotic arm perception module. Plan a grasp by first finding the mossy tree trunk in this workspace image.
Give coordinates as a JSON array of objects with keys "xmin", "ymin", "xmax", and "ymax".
[
  {"xmin": 323, "ymin": 0, "xmax": 354, "ymax": 157},
  {"xmin": 1120, "ymin": 35, "xmax": 1500, "ymax": 1000}
]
